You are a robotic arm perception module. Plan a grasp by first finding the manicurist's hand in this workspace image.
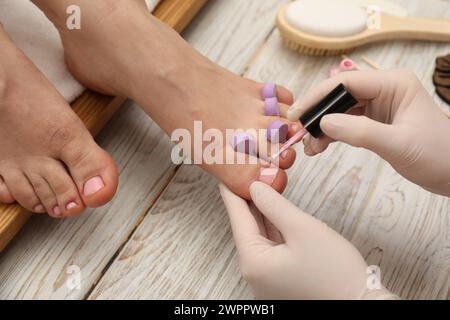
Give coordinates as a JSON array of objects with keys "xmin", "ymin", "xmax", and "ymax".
[
  {"xmin": 288, "ymin": 70, "xmax": 450, "ymax": 197},
  {"xmin": 219, "ymin": 182, "xmax": 398, "ymax": 300}
]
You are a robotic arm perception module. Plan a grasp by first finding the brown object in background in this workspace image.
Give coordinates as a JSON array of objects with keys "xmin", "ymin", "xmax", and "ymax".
[
  {"xmin": 436, "ymin": 55, "xmax": 450, "ymax": 72},
  {"xmin": 434, "ymin": 53, "xmax": 450, "ymax": 108},
  {"xmin": 433, "ymin": 70, "xmax": 450, "ymax": 88},
  {"xmin": 436, "ymin": 86, "xmax": 450, "ymax": 105}
]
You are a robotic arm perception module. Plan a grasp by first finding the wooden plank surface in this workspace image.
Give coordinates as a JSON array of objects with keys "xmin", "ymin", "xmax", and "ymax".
[
  {"xmin": 89, "ymin": 0, "xmax": 450, "ymax": 300},
  {"xmin": 1, "ymin": 0, "xmax": 449, "ymax": 300},
  {"xmin": 0, "ymin": 0, "xmax": 207, "ymax": 253},
  {"xmin": 0, "ymin": 0, "xmax": 283, "ymax": 299},
  {"xmin": 0, "ymin": 0, "xmax": 208, "ymax": 299}
]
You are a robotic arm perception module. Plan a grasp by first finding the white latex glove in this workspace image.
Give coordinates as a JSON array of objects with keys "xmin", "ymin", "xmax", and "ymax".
[
  {"xmin": 220, "ymin": 182, "xmax": 399, "ymax": 300},
  {"xmin": 288, "ymin": 70, "xmax": 450, "ymax": 197}
]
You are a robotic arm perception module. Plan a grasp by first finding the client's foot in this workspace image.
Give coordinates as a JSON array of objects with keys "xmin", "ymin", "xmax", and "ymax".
[
  {"xmin": 0, "ymin": 26, "xmax": 118, "ymax": 217},
  {"xmin": 47, "ymin": 0, "xmax": 298, "ymax": 198}
]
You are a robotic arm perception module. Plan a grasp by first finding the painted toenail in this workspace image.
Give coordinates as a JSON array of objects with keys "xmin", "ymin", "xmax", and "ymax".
[
  {"xmin": 53, "ymin": 206, "xmax": 62, "ymax": 217},
  {"xmin": 66, "ymin": 202, "xmax": 78, "ymax": 210},
  {"xmin": 267, "ymin": 120, "xmax": 289, "ymax": 143},
  {"xmin": 265, "ymin": 97, "xmax": 280, "ymax": 116},
  {"xmin": 259, "ymin": 167, "xmax": 279, "ymax": 186},
  {"xmin": 280, "ymin": 150, "xmax": 289, "ymax": 159},
  {"xmin": 84, "ymin": 176, "xmax": 105, "ymax": 196},
  {"xmin": 231, "ymin": 133, "xmax": 257, "ymax": 155},
  {"xmin": 262, "ymin": 83, "xmax": 277, "ymax": 99},
  {"xmin": 33, "ymin": 204, "xmax": 45, "ymax": 213}
]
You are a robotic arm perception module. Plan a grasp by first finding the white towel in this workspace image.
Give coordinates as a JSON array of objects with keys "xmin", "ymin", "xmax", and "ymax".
[{"xmin": 0, "ymin": 0, "xmax": 161, "ymax": 102}]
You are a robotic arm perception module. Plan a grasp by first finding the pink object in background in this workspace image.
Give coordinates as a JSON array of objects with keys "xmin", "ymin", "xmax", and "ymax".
[{"xmin": 329, "ymin": 58, "xmax": 358, "ymax": 77}]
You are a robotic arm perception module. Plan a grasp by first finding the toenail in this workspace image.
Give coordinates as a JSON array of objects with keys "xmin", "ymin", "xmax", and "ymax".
[
  {"xmin": 84, "ymin": 176, "xmax": 105, "ymax": 196},
  {"xmin": 264, "ymin": 97, "xmax": 280, "ymax": 116},
  {"xmin": 262, "ymin": 83, "xmax": 277, "ymax": 99},
  {"xmin": 259, "ymin": 167, "xmax": 279, "ymax": 186},
  {"xmin": 33, "ymin": 204, "xmax": 45, "ymax": 213},
  {"xmin": 231, "ymin": 133, "xmax": 257, "ymax": 155},
  {"xmin": 280, "ymin": 150, "xmax": 289, "ymax": 159},
  {"xmin": 53, "ymin": 206, "xmax": 62, "ymax": 217},
  {"xmin": 267, "ymin": 120, "xmax": 289, "ymax": 143},
  {"xmin": 66, "ymin": 202, "xmax": 78, "ymax": 210}
]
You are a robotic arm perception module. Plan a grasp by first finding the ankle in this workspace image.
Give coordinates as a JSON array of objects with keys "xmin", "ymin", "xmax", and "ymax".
[{"xmin": 127, "ymin": 50, "xmax": 213, "ymax": 113}]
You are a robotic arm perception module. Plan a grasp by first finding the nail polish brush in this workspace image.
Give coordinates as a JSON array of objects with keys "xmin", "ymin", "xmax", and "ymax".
[{"xmin": 272, "ymin": 83, "xmax": 358, "ymax": 160}]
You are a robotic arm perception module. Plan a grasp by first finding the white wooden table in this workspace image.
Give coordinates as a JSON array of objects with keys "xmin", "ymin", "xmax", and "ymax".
[{"xmin": 0, "ymin": 0, "xmax": 449, "ymax": 300}]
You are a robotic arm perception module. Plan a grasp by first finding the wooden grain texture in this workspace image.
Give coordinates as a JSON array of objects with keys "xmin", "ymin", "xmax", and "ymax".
[
  {"xmin": 0, "ymin": 0, "xmax": 284, "ymax": 299},
  {"xmin": 0, "ymin": 0, "xmax": 208, "ymax": 299},
  {"xmin": 89, "ymin": 0, "xmax": 450, "ymax": 300},
  {"xmin": 1, "ymin": 0, "xmax": 449, "ymax": 300},
  {"xmin": 0, "ymin": 0, "xmax": 208, "ymax": 253}
]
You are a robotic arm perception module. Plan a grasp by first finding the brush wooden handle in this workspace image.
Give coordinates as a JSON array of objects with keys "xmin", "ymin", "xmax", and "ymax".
[
  {"xmin": 381, "ymin": 15, "xmax": 450, "ymax": 42},
  {"xmin": 277, "ymin": 3, "xmax": 450, "ymax": 55}
]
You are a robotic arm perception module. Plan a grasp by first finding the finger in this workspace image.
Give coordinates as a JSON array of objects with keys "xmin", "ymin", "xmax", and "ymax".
[
  {"xmin": 287, "ymin": 70, "xmax": 389, "ymax": 122},
  {"xmin": 250, "ymin": 181, "xmax": 306, "ymax": 241},
  {"xmin": 248, "ymin": 202, "xmax": 268, "ymax": 239},
  {"xmin": 219, "ymin": 184, "xmax": 269, "ymax": 252},
  {"xmin": 262, "ymin": 216, "xmax": 283, "ymax": 244},
  {"xmin": 321, "ymin": 113, "xmax": 401, "ymax": 160},
  {"xmin": 278, "ymin": 103, "xmax": 291, "ymax": 118},
  {"xmin": 303, "ymin": 134, "xmax": 334, "ymax": 156},
  {"xmin": 303, "ymin": 106, "xmax": 365, "ymax": 156}
]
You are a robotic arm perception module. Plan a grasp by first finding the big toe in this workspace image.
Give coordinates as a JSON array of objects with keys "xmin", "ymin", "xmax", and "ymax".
[
  {"xmin": 207, "ymin": 151, "xmax": 287, "ymax": 200},
  {"xmin": 0, "ymin": 175, "xmax": 15, "ymax": 204},
  {"xmin": 60, "ymin": 138, "xmax": 118, "ymax": 208}
]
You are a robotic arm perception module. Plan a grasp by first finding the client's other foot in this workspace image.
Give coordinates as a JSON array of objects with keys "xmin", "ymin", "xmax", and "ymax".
[
  {"xmin": 0, "ymin": 26, "xmax": 118, "ymax": 217},
  {"xmin": 37, "ymin": 0, "xmax": 298, "ymax": 199}
]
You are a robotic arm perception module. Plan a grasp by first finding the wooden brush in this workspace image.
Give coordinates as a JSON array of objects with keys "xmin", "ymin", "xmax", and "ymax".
[{"xmin": 277, "ymin": 3, "xmax": 450, "ymax": 57}]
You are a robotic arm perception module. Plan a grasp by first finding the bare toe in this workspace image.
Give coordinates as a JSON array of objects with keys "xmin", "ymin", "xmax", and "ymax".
[
  {"xmin": 39, "ymin": 160, "xmax": 85, "ymax": 217},
  {"xmin": 2, "ymin": 171, "xmax": 43, "ymax": 213},
  {"xmin": 0, "ymin": 175, "xmax": 15, "ymax": 204},
  {"xmin": 60, "ymin": 139, "xmax": 118, "ymax": 208},
  {"xmin": 205, "ymin": 149, "xmax": 288, "ymax": 199},
  {"xmin": 276, "ymin": 85, "xmax": 295, "ymax": 105}
]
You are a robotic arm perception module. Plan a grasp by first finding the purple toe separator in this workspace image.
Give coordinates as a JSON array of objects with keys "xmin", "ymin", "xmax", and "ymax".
[
  {"xmin": 231, "ymin": 133, "xmax": 256, "ymax": 155},
  {"xmin": 262, "ymin": 83, "xmax": 277, "ymax": 99},
  {"xmin": 267, "ymin": 120, "xmax": 289, "ymax": 144},
  {"xmin": 265, "ymin": 97, "xmax": 280, "ymax": 116}
]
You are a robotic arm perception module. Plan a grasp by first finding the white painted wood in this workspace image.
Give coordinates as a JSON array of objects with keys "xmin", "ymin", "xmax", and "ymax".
[
  {"xmin": 90, "ymin": 0, "xmax": 450, "ymax": 300},
  {"xmin": 0, "ymin": 102, "xmax": 177, "ymax": 299},
  {"xmin": 0, "ymin": 0, "xmax": 448, "ymax": 300},
  {"xmin": 0, "ymin": 0, "xmax": 290, "ymax": 299}
]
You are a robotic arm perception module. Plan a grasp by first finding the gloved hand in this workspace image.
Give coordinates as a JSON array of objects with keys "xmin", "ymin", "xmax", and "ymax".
[
  {"xmin": 219, "ymin": 181, "xmax": 398, "ymax": 300},
  {"xmin": 288, "ymin": 70, "xmax": 450, "ymax": 197}
]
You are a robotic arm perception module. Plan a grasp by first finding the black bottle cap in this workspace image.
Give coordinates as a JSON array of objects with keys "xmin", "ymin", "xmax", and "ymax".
[{"xmin": 299, "ymin": 83, "xmax": 358, "ymax": 138}]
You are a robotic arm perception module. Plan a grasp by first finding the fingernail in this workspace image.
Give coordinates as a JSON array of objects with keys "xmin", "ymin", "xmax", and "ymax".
[
  {"xmin": 280, "ymin": 150, "xmax": 289, "ymax": 159},
  {"xmin": 66, "ymin": 202, "xmax": 78, "ymax": 210},
  {"xmin": 259, "ymin": 167, "xmax": 279, "ymax": 186},
  {"xmin": 53, "ymin": 206, "xmax": 62, "ymax": 217},
  {"xmin": 288, "ymin": 99, "xmax": 301, "ymax": 111},
  {"xmin": 322, "ymin": 114, "xmax": 344, "ymax": 131},
  {"xmin": 84, "ymin": 176, "xmax": 105, "ymax": 196},
  {"xmin": 33, "ymin": 204, "xmax": 45, "ymax": 213}
]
